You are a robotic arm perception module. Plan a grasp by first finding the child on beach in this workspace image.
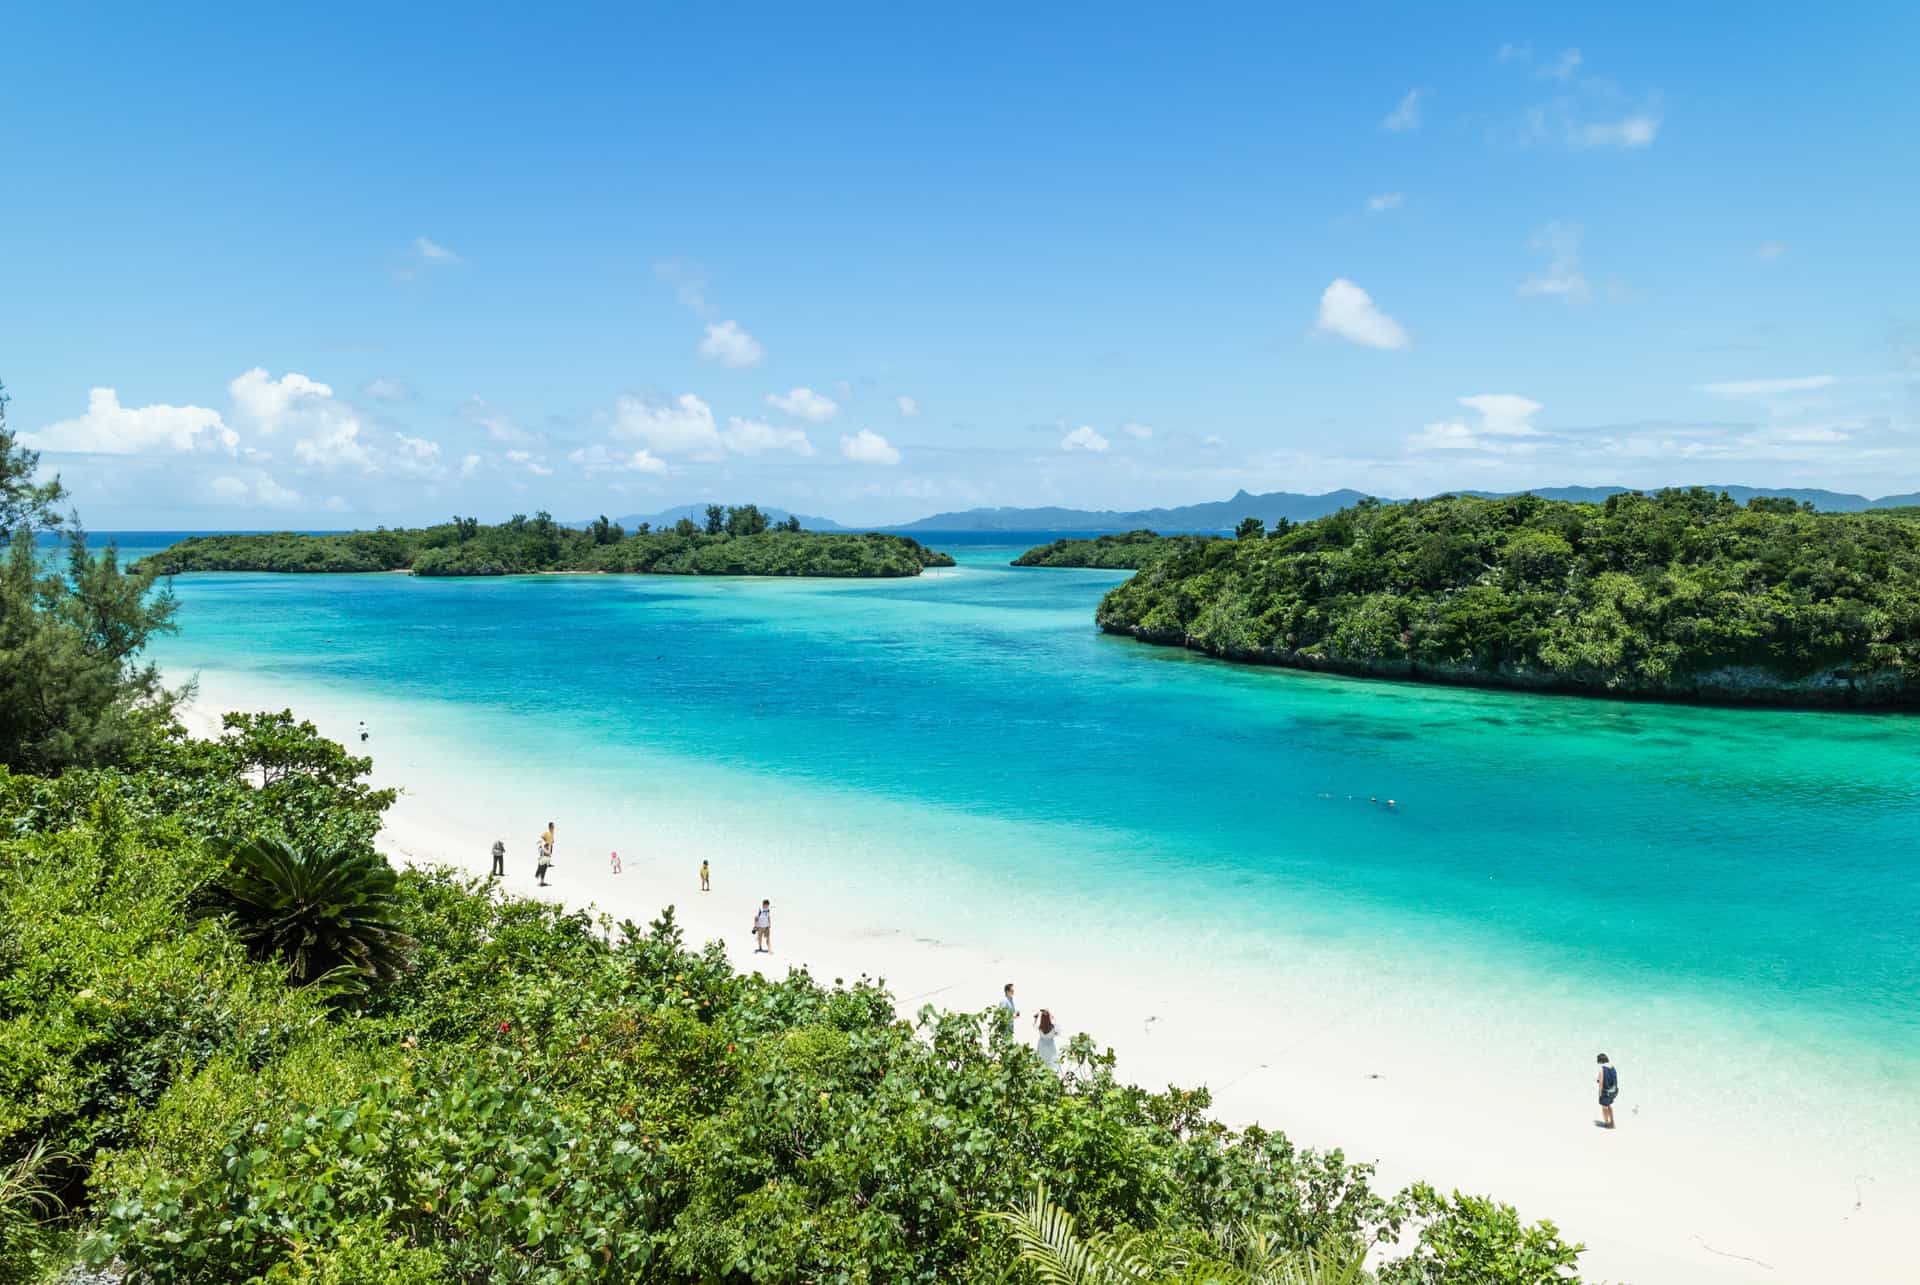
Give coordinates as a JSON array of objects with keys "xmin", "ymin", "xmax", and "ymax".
[
  {"xmin": 700, "ymin": 860, "xmax": 710, "ymax": 892},
  {"xmin": 610, "ymin": 850, "xmax": 622, "ymax": 874},
  {"xmin": 752, "ymin": 900, "xmax": 772, "ymax": 953}
]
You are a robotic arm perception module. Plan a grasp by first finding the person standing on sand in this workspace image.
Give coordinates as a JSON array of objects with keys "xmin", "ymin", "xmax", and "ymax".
[
  {"xmin": 536, "ymin": 822, "xmax": 555, "ymax": 887},
  {"xmin": 1596, "ymin": 1053, "xmax": 1620, "ymax": 1128},
  {"xmin": 1000, "ymin": 983, "xmax": 1019, "ymax": 1019},
  {"xmin": 1034, "ymin": 1009, "xmax": 1060, "ymax": 1069},
  {"xmin": 489, "ymin": 839, "xmax": 505, "ymax": 878},
  {"xmin": 700, "ymin": 860, "xmax": 710, "ymax": 892},
  {"xmin": 753, "ymin": 899, "xmax": 772, "ymax": 953}
]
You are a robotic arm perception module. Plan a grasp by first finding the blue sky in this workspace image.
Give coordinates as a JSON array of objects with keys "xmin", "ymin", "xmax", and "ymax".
[{"xmin": 4, "ymin": 3, "xmax": 1917, "ymax": 526}]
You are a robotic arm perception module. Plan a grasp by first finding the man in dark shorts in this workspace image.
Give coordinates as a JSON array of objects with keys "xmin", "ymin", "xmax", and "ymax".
[{"xmin": 1596, "ymin": 1053, "xmax": 1620, "ymax": 1129}]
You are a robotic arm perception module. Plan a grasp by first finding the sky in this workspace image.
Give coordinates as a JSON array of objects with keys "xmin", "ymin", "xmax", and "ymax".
[{"xmin": 4, "ymin": 3, "xmax": 1918, "ymax": 528}]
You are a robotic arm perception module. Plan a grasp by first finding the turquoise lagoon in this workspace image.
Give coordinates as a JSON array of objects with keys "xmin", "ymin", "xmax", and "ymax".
[{"xmin": 136, "ymin": 538, "xmax": 1920, "ymax": 1161}]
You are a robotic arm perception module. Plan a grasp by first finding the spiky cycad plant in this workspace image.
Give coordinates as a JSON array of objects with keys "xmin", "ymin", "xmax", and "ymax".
[
  {"xmin": 204, "ymin": 834, "xmax": 414, "ymax": 994},
  {"xmin": 992, "ymin": 1184, "xmax": 1373, "ymax": 1285}
]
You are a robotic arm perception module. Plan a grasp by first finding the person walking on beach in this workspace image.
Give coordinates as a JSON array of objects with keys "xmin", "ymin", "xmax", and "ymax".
[
  {"xmin": 489, "ymin": 838, "xmax": 505, "ymax": 878},
  {"xmin": 752, "ymin": 899, "xmax": 772, "ymax": 953},
  {"xmin": 700, "ymin": 860, "xmax": 710, "ymax": 892},
  {"xmin": 1596, "ymin": 1053, "xmax": 1620, "ymax": 1129},
  {"xmin": 536, "ymin": 822, "xmax": 555, "ymax": 887},
  {"xmin": 1034, "ymin": 1008, "xmax": 1060, "ymax": 1069},
  {"xmin": 1000, "ymin": 983, "xmax": 1019, "ymax": 1019},
  {"xmin": 609, "ymin": 849, "xmax": 622, "ymax": 874}
]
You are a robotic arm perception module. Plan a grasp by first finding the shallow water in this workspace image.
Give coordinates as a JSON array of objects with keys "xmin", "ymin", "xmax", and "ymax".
[{"xmin": 137, "ymin": 537, "xmax": 1920, "ymax": 1167}]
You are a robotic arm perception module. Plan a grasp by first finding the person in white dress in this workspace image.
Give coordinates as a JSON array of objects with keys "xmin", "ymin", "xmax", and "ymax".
[{"xmin": 1034, "ymin": 1008, "xmax": 1061, "ymax": 1069}]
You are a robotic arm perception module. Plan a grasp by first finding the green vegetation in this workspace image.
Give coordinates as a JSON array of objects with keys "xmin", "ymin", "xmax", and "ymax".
[
  {"xmin": 0, "ymin": 719, "xmax": 1586, "ymax": 1283},
  {"xmin": 1012, "ymin": 530, "xmax": 1217, "ymax": 569},
  {"xmin": 141, "ymin": 506, "xmax": 955, "ymax": 579},
  {"xmin": 1098, "ymin": 489, "xmax": 1920, "ymax": 705}
]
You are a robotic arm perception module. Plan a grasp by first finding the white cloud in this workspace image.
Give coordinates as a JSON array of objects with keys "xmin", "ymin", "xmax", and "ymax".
[
  {"xmin": 1696, "ymin": 375, "xmax": 1836, "ymax": 399},
  {"xmin": 461, "ymin": 396, "xmax": 534, "ymax": 443},
  {"xmin": 459, "ymin": 453, "xmax": 482, "ymax": 478},
  {"xmin": 414, "ymin": 236, "xmax": 462, "ymax": 265},
  {"xmin": 1541, "ymin": 48, "xmax": 1583, "ymax": 81},
  {"xmin": 1756, "ymin": 241, "xmax": 1786, "ymax": 261},
  {"xmin": 1381, "ymin": 89, "xmax": 1422, "ymax": 132},
  {"xmin": 1061, "ymin": 425, "xmax": 1110, "ymax": 452},
  {"xmin": 765, "ymin": 386, "xmax": 839, "ymax": 422},
  {"xmin": 208, "ymin": 471, "xmax": 302, "ymax": 507},
  {"xmin": 391, "ymin": 435, "xmax": 445, "ymax": 478},
  {"xmin": 611, "ymin": 393, "xmax": 723, "ymax": 458},
  {"xmin": 229, "ymin": 368, "xmax": 334, "ymax": 432},
  {"xmin": 1121, "ymin": 421, "xmax": 1154, "ymax": 440},
  {"xmin": 1408, "ymin": 393, "xmax": 1543, "ymax": 453},
  {"xmin": 698, "ymin": 320, "xmax": 765, "ymax": 367},
  {"xmin": 1366, "ymin": 192, "xmax": 1405, "ymax": 214},
  {"xmin": 25, "ymin": 388, "xmax": 238, "ymax": 455},
  {"xmin": 505, "ymin": 449, "xmax": 553, "ymax": 477},
  {"xmin": 1314, "ymin": 278, "xmax": 1410, "ymax": 350},
  {"xmin": 1519, "ymin": 221, "xmax": 1589, "ymax": 299},
  {"xmin": 569, "ymin": 443, "xmax": 668, "ymax": 474},
  {"xmin": 720, "ymin": 418, "xmax": 814, "ymax": 456},
  {"xmin": 362, "ymin": 377, "xmax": 412, "ymax": 402},
  {"xmin": 840, "ymin": 429, "xmax": 901, "ymax": 465},
  {"xmin": 895, "ymin": 394, "xmax": 921, "ymax": 417},
  {"xmin": 1573, "ymin": 114, "xmax": 1660, "ymax": 149}
]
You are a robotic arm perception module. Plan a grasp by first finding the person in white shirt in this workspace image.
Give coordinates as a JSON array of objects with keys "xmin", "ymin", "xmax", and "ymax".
[
  {"xmin": 753, "ymin": 900, "xmax": 772, "ymax": 953},
  {"xmin": 1000, "ymin": 982, "xmax": 1018, "ymax": 1017}
]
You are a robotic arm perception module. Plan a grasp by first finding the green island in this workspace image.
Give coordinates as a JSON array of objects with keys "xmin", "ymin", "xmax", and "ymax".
[
  {"xmin": 1096, "ymin": 489, "xmax": 1920, "ymax": 706},
  {"xmin": 141, "ymin": 505, "xmax": 955, "ymax": 578},
  {"xmin": 1011, "ymin": 528, "xmax": 1213, "ymax": 569},
  {"xmin": 0, "ymin": 390, "xmax": 1592, "ymax": 1285}
]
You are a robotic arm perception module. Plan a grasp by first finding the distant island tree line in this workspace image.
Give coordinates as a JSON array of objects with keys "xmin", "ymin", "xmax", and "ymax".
[
  {"xmin": 1029, "ymin": 489, "xmax": 1920, "ymax": 708},
  {"xmin": 143, "ymin": 504, "xmax": 956, "ymax": 578}
]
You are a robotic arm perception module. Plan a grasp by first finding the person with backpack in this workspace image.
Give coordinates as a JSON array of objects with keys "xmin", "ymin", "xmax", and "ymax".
[{"xmin": 1596, "ymin": 1053, "xmax": 1620, "ymax": 1128}]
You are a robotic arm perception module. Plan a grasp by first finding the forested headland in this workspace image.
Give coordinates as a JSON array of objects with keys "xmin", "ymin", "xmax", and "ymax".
[
  {"xmin": 1012, "ymin": 529, "xmax": 1214, "ymax": 568},
  {"xmin": 1097, "ymin": 489, "xmax": 1920, "ymax": 706},
  {"xmin": 0, "ymin": 378, "xmax": 1591, "ymax": 1282},
  {"xmin": 141, "ymin": 505, "xmax": 955, "ymax": 578}
]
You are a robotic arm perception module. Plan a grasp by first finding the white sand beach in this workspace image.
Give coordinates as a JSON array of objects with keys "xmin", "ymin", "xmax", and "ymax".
[{"xmin": 179, "ymin": 669, "xmax": 1914, "ymax": 1284}]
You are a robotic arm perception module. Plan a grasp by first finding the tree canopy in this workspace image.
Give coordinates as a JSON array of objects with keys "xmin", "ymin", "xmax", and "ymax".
[
  {"xmin": 1097, "ymin": 489, "xmax": 1920, "ymax": 706},
  {"xmin": 142, "ymin": 516, "xmax": 956, "ymax": 578}
]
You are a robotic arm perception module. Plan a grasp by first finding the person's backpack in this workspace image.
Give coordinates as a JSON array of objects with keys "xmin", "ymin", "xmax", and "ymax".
[{"xmin": 1602, "ymin": 1064, "xmax": 1619, "ymax": 1095}]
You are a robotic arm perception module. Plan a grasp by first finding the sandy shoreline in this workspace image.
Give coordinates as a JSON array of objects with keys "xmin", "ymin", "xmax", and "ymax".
[{"xmin": 174, "ymin": 669, "xmax": 1913, "ymax": 1284}]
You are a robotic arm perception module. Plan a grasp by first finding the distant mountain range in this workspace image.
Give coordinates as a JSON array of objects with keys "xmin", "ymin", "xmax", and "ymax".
[
  {"xmin": 885, "ymin": 485, "xmax": 1920, "ymax": 532},
  {"xmin": 578, "ymin": 485, "xmax": 1920, "ymax": 536}
]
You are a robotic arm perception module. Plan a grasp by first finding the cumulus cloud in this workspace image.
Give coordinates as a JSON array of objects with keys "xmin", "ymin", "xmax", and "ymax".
[
  {"xmin": 459, "ymin": 453, "xmax": 483, "ymax": 478},
  {"xmin": 1408, "ymin": 393, "xmax": 1543, "ymax": 452},
  {"xmin": 1061, "ymin": 425, "xmax": 1110, "ymax": 452},
  {"xmin": 1381, "ymin": 89, "xmax": 1422, "ymax": 132},
  {"xmin": 505, "ymin": 449, "xmax": 553, "ymax": 476},
  {"xmin": 229, "ymin": 368, "xmax": 335, "ymax": 432},
  {"xmin": 462, "ymin": 396, "xmax": 535, "ymax": 443},
  {"xmin": 1121, "ymin": 421, "xmax": 1154, "ymax": 440},
  {"xmin": 840, "ymin": 429, "xmax": 901, "ymax": 465},
  {"xmin": 765, "ymin": 387, "xmax": 839, "ymax": 422},
  {"xmin": 1696, "ymin": 375, "xmax": 1836, "ymax": 399},
  {"xmin": 1518, "ymin": 222, "xmax": 1589, "ymax": 299},
  {"xmin": 391, "ymin": 435, "xmax": 445, "ymax": 478},
  {"xmin": 610, "ymin": 393, "xmax": 723, "ymax": 458},
  {"xmin": 895, "ymin": 394, "xmax": 921, "ymax": 416},
  {"xmin": 1314, "ymin": 278, "xmax": 1410, "ymax": 350},
  {"xmin": 698, "ymin": 320, "xmax": 764, "ymax": 367},
  {"xmin": 569, "ymin": 443, "xmax": 668, "ymax": 474},
  {"xmin": 24, "ymin": 388, "xmax": 237, "ymax": 455},
  {"xmin": 1366, "ymin": 192, "xmax": 1405, "ymax": 214},
  {"xmin": 721, "ymin": 418, "xmax": 814, "ymax": 456}
]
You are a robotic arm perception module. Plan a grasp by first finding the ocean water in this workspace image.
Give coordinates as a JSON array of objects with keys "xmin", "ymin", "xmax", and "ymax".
[{"xmin": 130, "ymin": 536, "xmax": 1920, "ymax": 1172}]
